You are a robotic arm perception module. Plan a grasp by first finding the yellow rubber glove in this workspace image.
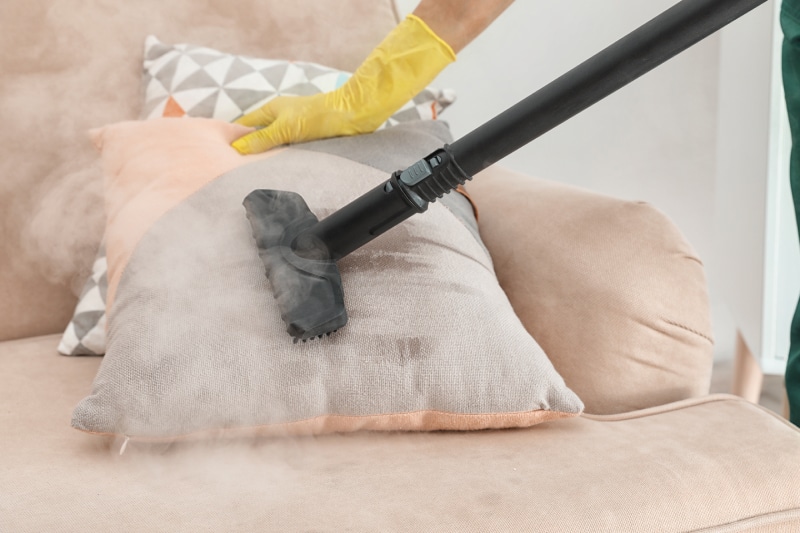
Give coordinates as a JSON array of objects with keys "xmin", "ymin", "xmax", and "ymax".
[{"xmin": 231, "ymin": 14, "xmax": 456, "ymax": 154}]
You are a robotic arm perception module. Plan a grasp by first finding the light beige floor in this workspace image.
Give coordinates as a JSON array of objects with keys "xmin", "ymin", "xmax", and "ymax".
[{"xmin": 710, "ymin": 359, "xmax": 786, "ymax": 416}]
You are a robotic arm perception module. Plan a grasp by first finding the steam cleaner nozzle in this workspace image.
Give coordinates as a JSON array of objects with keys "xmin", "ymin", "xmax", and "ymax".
[
  {"xmin": 242, "ymin": 190, "xmax": 347, "ymax": 342},
  {"xmin": 242, "ymin": 146, "xmax": 471, "ymax": 342}
]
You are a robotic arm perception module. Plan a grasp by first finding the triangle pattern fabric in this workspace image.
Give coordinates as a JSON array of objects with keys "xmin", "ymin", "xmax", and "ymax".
[
  {"xmin": 260, "ymin": 64, "xmax": 290, "ymax": 91},
  {"xmin": 143, "ymin": 36, "xmax": 459, "ymax": 123},
  {"xmin": 172, "ymin": 88, "xmax": 219, "ymax": 114},
  {"xmin": 214, "ymin": 90, "xmax": 246, "ymax": 122},
  {"xmin": 73, "ymin": 310, "xmax": 105, "ymax": 340},
  {"xmin": 163, "ymin": 96, "xmax": 185, "ymax": 118},
  {"xmin": 246, "ymin": 57, "xmax": 283, "ymax": 71},
  {"xmin": 171, "ymin": 55, "xmax": 202, "ymax": 91},
  {"xmin": 146, "ymin": 77, "xmax": 170, "ymax": 100},
  {"xmin": 224, "ymin": 57, "xmax": 258, "ymax": 85},
  {"xmin": 204, "ymin": 56, "xmax": 236, "ymax": 86},
  {"xmin": 310, "ymin": 72, "xmax": 345, "ymax": 93},
  {"xmin": 57, "ymin": 245, "xmax": 109, "ymax": 356},
  {"xmin": 151, "ymin": 56, "xmax": 179, "ymax": 85},
  {"xmin": 140, "ymin": 35, "xmax": 455, "ymax": 123},
  {"xmin": 57, "ymin": 322, "xmax": 80, "ymax": 355},
  {"xmin": 189, "ymin": 90, "xmax": 222, "ymax": 118},
  {"xmin": 300, "ymin": 63, "xmax": 336, "ymax": 80},
  {"xmin": 75, "ymin": 284, "xmax": 104, "ymax": 315},
  {"xmin": 144, "ymin": 35, "xmax": 172, "ymax": 61},
  {"xmin": 191, "ymin": 52, "xmax": 224, "ymax": 67},
  {"xmin": 278, "ymin": 63, "xmax": 311, "ymax": 92},
  {"xmin": 145, "ymin": 98, "xmax": 170, "ymax": 120},
  {"xmin": 226, "ymin": 72, "xmax": 274, "ymax": 92},
  {"xmin": 175, "ymin": 68, "xmax": 220, "ymax": 92},
  {"xmin": 224, "ymin": 89, "xmax": 275, "ymax": 116}
]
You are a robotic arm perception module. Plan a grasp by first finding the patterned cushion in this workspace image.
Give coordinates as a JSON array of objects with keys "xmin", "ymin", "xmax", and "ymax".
[
  {"xmin": 57, "ymin": 249, "xmax": 107, "ymax": 356},
  {"xmin": 140, "ymin": 36, "xmax": 455, "ymax": 124},
  {"xmin": 58, "ymin": 36, "xmax": 456, "ymax": 356}
]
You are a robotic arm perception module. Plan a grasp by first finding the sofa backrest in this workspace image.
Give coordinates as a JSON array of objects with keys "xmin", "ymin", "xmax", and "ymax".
[{"xmin": 0, "ymin": 0, "xmax": 399, "ymax": 341}]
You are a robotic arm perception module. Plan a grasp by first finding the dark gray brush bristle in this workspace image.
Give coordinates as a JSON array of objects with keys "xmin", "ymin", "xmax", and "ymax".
[{"xmin": 243, "ymin": 189, "xmax": 348, "ymax": 342}]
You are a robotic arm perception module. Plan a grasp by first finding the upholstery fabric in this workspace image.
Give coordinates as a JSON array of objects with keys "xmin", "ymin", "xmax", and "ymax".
[
  {"xmin": 468, "ymin": 167, "xmax": 715, "ymax": 414},
  {"xmin": 4, "ymin": 335, "xmax": 800, "ymax": 532},
  {"xmin": 0, "ymin": 0, "xmax": 399, "ymax": 342},
  {"xmin": 8, "ymin": 2, "xmax": 800, "ymax": 530},
  {"xmin": 70, "ymin": 117, "xmax": 582, "ymax": 439}
]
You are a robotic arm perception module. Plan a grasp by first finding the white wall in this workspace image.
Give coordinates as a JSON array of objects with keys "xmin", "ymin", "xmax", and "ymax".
[
  {"xmin": 397, "ymin": 0, "xmax": 738, "ymax": 359},
  {"xmin": 715, "ymin": 0, "xmax": 800, "ymax": 374}
]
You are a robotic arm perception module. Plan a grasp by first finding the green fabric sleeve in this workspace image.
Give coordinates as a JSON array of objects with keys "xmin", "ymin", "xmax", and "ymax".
[{"xmin": 780, "ymin": 0, "xmax": 800, "ymax": 425}]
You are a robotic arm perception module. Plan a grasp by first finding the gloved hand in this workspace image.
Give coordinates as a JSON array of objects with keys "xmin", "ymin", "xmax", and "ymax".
[{"xmin": 231, "ymin": 14, "xmax": 456, "ymax": 154}]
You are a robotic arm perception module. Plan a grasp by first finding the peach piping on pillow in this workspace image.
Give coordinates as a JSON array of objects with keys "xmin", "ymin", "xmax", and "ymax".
[{"xmin": 74, "ymin": 408, "xmax": 579, "ymax": 442}]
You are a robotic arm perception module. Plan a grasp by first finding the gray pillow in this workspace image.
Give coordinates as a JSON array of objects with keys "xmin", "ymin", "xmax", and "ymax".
[{"xmin": 71, "ymin": 117, "xmax": 583, "ymax": 440}]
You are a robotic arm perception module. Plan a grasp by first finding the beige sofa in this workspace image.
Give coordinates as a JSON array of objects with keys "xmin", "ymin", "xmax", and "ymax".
[{"xmin": 2, "ymin": 1, "xmax": 800, "ymax": 530}]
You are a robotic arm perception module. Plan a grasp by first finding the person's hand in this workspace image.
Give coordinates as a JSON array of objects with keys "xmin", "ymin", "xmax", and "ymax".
[
  {"xmin": 231, "ymin": 14, "xmax": 455, "ymax": 154},
  {"xmin": 232, "ymin": 91, "xmax": 384, "ymax": 154}
]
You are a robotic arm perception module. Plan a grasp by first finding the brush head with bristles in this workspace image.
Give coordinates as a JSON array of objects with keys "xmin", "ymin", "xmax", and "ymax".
[{"xmin": 243, "ymin": 189, "xmax": 347, "ymax": 342}]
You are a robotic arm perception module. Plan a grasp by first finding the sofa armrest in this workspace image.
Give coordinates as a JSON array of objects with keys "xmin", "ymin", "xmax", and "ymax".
[{"xmin": 468, "ymin": 165, "xmax": 713, "ymax": 415}]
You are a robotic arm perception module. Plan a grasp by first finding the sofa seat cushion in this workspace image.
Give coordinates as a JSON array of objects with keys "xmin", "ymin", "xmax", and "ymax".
[{"xmin": 3, "ymin": 335, "xmax": 800, "ymax": 531}]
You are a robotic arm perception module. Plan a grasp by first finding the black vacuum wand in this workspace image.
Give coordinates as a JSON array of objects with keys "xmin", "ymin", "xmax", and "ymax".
[{"xmin": 243, "ymin": 0, "xmax": 767, "ymax": 342}]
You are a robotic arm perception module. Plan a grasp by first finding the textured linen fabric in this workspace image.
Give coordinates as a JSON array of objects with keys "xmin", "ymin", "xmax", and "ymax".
[
  {"xmin": 469, "ymin": 167, "xmax": 714, "ymax": 414},
  {"xmin": 0, "ymin": 0, "xmax": 398, "ymax": 342},
  {"xmin": 71, "ymin": 118, "xmax": 582, "ymax": 439},
  {"xmin": 5, "ymin": 335, "xmax": 800, "ymax": 532}
]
